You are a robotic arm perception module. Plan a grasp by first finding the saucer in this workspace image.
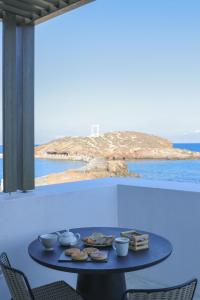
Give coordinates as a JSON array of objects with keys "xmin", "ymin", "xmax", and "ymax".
[{"xmin": 44, "ymin": 247, "xmax": 54, "ymax": 251}]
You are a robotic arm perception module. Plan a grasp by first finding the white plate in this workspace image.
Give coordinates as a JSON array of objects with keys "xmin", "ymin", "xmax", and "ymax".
[{"xmin": 44, "ymin": 247, "xmax": 54, "ymax": 251}]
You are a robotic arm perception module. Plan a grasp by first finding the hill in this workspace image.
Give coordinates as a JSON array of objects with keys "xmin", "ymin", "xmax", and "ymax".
[{"xmin": 35, "ymin": 131, "xmax": 200, "ymax": 160}]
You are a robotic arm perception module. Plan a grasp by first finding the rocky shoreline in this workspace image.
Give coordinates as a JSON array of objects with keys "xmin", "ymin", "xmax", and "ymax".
[
  {"xmin": 35, "ymin": 131, "xmax": 200, "ymax": 186},
  {"xmin": 35, "ymin": 131, "xmax": 200, "ymax": 161},
  {"xmin": 35, "ymin": 158, "xmax": 139, "ymax": 186},
  {"xmin": 35, "ymin": 147, "xmax": 200, "ymax": 162}
]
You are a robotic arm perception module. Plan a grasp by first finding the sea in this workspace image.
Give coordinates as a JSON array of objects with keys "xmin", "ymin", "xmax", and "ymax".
[
  {"xmin": 0, "ymin": 143, "xmax": 200, "ymax": 184},
  {"xmin": 0, "ymin": 145, "xmax": 85, "ymax": 179},
  {"xmin": 128, "ymin": 143, "xmax": 200, "ymax": 184}
]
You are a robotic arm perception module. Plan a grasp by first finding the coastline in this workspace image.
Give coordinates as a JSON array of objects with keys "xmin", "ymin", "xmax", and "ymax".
[
  {"xmin": 35, "ymin": 154, "xmax": 200, "ymax": 161},
  {"xmin": 35, "ymin": 158, "xmax": 139, "ymax": 186},
  {"xmin": 35, "ymin": 132, "xmax": 200, "ymax": 162},
  {"xmin": 34, "ymin": 131, "xmax": 200, "ymax": 186},
  {"xmin": 35, "ymin": 153, "xmax": 90, "ymax": 162},
  {"xmin": 2, "ymin": 135, "xmax": 200, "ymax": 186},
  {"xmin": 35, "ymin": 147, "xmax": 200, "ymax": 162}
]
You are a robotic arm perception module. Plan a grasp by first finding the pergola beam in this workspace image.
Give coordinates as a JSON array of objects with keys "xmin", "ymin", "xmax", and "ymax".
[
  {"xmin": 3, "ymin": 13, "xmax": 35, "ymax": 192},
  {"xmin": 3, "ymin": 14, "xmax": 18, "ymax": 192},
  {"xmin": 47, "ymin": 0, "xmax": 68, "ymax": 7},
  {"xmin": 33, "ymin": 0, "xmax": 93, "ymax": 25},
  {"xmin": 4, "ymin": 0, "xmax": 43, "ymax": 15},
  {"xmin": 0, "ymin": 3, "xmax": 38, "ymax": 19},
  {"xmin": 1, "ymin": 0, "xmax": 94, "ymax": 192},
  {"xmin": 21, "ymin": 0, "xmax": 56, "ymax": 10},
  {"xmin": 0, "ymin": 0, "xmax": 94, "ymax": 24}
]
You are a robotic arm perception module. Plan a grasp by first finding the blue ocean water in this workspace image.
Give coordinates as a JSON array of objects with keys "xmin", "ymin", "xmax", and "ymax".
[
  {"xmin": 0, "ymin": 149, "xmax": 85, "ymax": 179},
  {"xmin": 0, "ymin": 144, "xmax": 200, "ymax": 183},
  {"xmin": 174, "ymin": 143, "xmax": 200, "ymax": 152},
  {"xmin": 0, "ymin": 145, "xmax": 85, "ymax": 179},
  {"xmin": 128, "ymin": 143, "xmax": 200, "ymax": 184},
  {"xmin": 0, "ymin": 159, "xmax": 85, "ymax": 179},
  {"xmin": 128, "ymin": 159, "xmax": 200, "ymax": 183}
]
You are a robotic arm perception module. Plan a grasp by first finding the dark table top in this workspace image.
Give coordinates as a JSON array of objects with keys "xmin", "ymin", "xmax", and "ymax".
[{"xmin": 28, "ymin": 227, "xmax": 172, "ymax": 275}]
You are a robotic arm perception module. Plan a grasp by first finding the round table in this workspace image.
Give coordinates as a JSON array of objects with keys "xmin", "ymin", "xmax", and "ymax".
[{"xmin": 28, "ymin": 227, "xmax": 172, "ymax": 300}]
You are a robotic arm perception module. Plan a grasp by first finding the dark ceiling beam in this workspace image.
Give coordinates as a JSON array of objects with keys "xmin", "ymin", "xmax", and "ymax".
[
  {"xmin": 33, "ymin": 0, "xmax": 94, "ymax": 24},
  {"xmin": 4, "ymin": 0, "xmax": 43, "ymax": 15},
  {"xmin": 15, "ymin": 15, "xmax": 32, "ymax": 24},
  {"xmin": 46, "ymin": 0, "xmax": 68, "ymax": 9},
  {"xmin": 46, "ymin": 0, "xmax": 59, "ymax": 4},
  {"xmin": 0, "ymin": 7, "xmax": 3, "ymax": 18},
  {"xmin": 41, "ymin": 0, "xmax": 67, "ymax": 5},
  {"xmin": 21, "ymin": 0, "xmax": 56, "ymax": 10},
  {"xmin": 0, "ymin": 10, "xmax": 32, "ymax": 24},
  {"xmin": 0, "ymin": 1, "xmax": 4, "ymax": 10},
  {"xmin": 0, "ymin": 2, "xmax": 35, "ymax": 24},
  {"xmin": 0, "ymin": 0, "xmax": 95, "ymax": 24},
  {"xmin": 0, "ymin": 3, "xmax": 37, "ymax": 19}
]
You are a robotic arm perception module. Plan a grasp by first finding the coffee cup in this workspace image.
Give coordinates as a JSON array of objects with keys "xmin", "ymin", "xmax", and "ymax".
[
  {"xmin": 113, "ymin": 237, "xmax": 129, "ymax": 256},
  {"xmin": 38, "ymin": 233, "xmax": 57, "ymax": 251}
]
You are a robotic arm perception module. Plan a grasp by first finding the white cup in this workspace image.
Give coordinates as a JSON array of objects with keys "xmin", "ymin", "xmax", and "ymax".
[
  {"xmin": 38, "ymin": 234, "xmax": 57, "ymax": 250},
  {"xmin": 113, "ymin": 237, "xmax": 129, "ymax": 256}
]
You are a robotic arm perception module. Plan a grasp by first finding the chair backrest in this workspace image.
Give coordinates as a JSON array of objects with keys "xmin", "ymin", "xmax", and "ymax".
[
  {"xmin": 124, "ymin": 279, "xmax": 197, "ymax": 300},
  {"xmin": 0, "ymin": 252, "xmax": 34, "ymax": 300}
]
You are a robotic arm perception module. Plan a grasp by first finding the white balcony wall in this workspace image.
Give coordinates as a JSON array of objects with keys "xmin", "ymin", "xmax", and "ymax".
[
  {"xmin": 0, "ymin": 177, "xmax": 200, "ymax": 299},
  {"xmin": 117, "ymin": 180, "xmax": 200, "ymax": 298},
  {"xmin": 0, "ymin": 179, "xmax": 118, "ymax": 300}
]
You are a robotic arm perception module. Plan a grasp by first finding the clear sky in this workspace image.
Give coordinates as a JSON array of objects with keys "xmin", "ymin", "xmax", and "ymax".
[{"xmin": 0, "ymin": 0, "xmax": 200, "ymax": 143}]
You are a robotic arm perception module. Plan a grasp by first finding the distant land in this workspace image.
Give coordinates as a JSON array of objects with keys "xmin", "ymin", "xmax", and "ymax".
[
  {"xmin": 35, "ymin": 131, "xmax": 200, "ymax": 186},
  {"xmin": 0, "ymin": 135, "xmax": 200, "ymax": 186},
  {"xmin": 35, "ymin": 131, "xmax": 200, "ymax": 161},
  {"xmin": 0, "ymin": 139, "xmax": 200, "ymax": 186}
]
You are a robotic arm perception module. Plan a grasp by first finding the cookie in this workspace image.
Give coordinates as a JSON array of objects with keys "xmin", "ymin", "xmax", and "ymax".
[
  {"xmin": 71, "ymin": 251, "xmax": 88, "ymax": 261},
  {"xmin": 90, "ymin": 251, "xmax": 107, "ymax": 261},
  {"xmin": 83, "ymin": 247, "xmax": 99, "ymax": 255},
  {"xmin": 65, "ymin": 248, "xmax": 80, "ymax": 256},
  {"xmin": 83, "ymin": 237, "xmax": 95, "ymax": 244}
]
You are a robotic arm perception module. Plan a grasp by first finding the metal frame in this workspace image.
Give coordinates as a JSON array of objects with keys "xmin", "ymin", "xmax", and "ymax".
[
  {"xmin": 3, "ymin": 13, "xmax": 35, "ymax": 192},
  {"xmin": 123, "ymin": 279, "xmax": 198, "ymax": 300},
  {"xmin": 0, "ymin": 252, "xmax": 35, "ymax": 299},
  {"xmin": 0, "ymin": 0, "xmax": 94, "ymax": 25},
  {"xmin": 1, "ymin": 0, "xmax": 94, "ymax": 192},
  {"xmin": 0, "ymin": 252, "xmax": 83, "ymax": 300}
]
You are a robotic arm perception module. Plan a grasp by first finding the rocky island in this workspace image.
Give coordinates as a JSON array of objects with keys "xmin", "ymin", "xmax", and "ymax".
[{"xmin": 35, "ymin": 131, "xmax": 200, "ymax": 186}]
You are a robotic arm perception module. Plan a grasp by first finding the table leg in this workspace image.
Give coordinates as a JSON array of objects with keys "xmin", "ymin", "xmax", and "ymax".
[{"xmin": 77, "ymin": 272, "xmax": 126, "ymax": 300}]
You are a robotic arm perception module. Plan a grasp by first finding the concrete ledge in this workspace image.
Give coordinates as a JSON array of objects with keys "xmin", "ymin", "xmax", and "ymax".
[
  {"xmin": 118, "ymin": 183, "xmax": 200, "ymax": 297},
  {"xmin": 0, "ymin": 177, "xmax": 200, "ymax": 299},
  {"xmin": 1, "ymin": 177, "xmax": 200, "ymax": 202}
]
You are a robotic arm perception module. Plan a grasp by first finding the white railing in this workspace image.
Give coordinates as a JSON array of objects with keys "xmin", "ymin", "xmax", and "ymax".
[
  {"xmin": 0, "ymin": 178, "xmax": 200, "ymax": 299},
  {"xmin": 117, "ymin": 179, "xmax": 200, "ymax": 299}
]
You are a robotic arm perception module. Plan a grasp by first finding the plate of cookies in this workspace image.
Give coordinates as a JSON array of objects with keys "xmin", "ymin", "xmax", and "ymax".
[
  {"xmin": 82, "ymin": 232, "xmax": 115, "ymax": 247},
  {"xmin": 58, "ymin": 247, "xmax": 108, "ymax": 262}
]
